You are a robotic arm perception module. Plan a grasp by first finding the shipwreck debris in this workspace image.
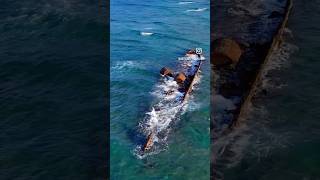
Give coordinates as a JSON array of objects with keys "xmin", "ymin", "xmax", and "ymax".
[
  {"xmin": 212, "ymin": 38, "xmax": 242, "ymax": 66},
  {"xmin": 141, "ymin": 49, "xmax": 204, "ymax": 153}
]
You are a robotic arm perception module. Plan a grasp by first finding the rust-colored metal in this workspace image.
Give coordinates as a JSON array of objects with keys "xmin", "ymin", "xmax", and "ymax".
[
  {"xmin": 142, "ymin": 51, "xmax": 203, "ymax": 152},
  {"xmin": 142, "ymin": 132, "xmax": 154, "ymax": 152},
  {"xmin": 175, "ymin": 72, "xmax": 187, "ymax": 83},
  {"xmin": 160, "ymin": 67, "xmax": 173, "ymax": 77},
  {"xmin": 212, "ymin": 38, "xmax": 242, "ymax": 66}
]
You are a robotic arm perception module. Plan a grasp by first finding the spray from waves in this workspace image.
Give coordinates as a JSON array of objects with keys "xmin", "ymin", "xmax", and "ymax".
[
  {"xmin": 259, "ymin": 28, "xmax": 298, "ymax": 90},
  {"xmin": 134, "ymin": 57, "xmax": 202, "ymax": 158},
  {"xmin": 212, "ymin": 103, "xmax": 293, "ymax": 179},
  {"xmin": 186, "ymin": 8, "xmax": 207, "ymax": 12},
  {"xmin": 178, "ymin": 1, "xmax": 194, "ymax": 5},
  {"xmin": 134, "ymin": 77, "xmax": 186, "ymax": 158},
  {"xmin": 212, "ymin": 113, "xmax": 252, "ymax": 180},
  {"xmin": 212, "ymin": 31, "xmax": 297, "ymax": 178}
]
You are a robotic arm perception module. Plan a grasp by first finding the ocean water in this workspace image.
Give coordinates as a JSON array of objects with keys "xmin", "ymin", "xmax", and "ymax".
[
  {"xmin": 110, "ymin": 0, "xmax": 210, "ymax": 179},
  {"xmin": 212, "ymin": 0, "xmax": 320, "ymax": 179},
  {"xmin": 0, "ymin": 1, "xmax": 108, "ymax": 179}
]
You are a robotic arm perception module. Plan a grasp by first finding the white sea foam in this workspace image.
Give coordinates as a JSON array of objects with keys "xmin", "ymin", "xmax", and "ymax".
[
  {"xmin": 185, "ymin": 53, "xmax": 206, "ymax": 61},
  {"xmin": 140, "ymin": 32, "xmax": 154, "ymax": 36},
  {"xmin": 135, "ymin": 56, "xmax": 203, "ymax": 158},
  {"xmin": 212, "ymin": 32, "xmax": 298, "ymax": 173},
  {"xmin": 139, "ymin": 77, "xmax": 186, "ymax": 136},
  {"xmin": 260, "ymin": 37, "xmax": 298, "ymax": 90},
  {"xmin": 134, "ymin": 76, "xmax": 186, "ymax": 157},
  {"xmin": 178, "ymin": 1, "xmax": 194, "ymax": 5},
  {"xmin": 265, "ymin": 42, "xmax": 298, "ymax": 72},
  {"xmin": 186, "ymin": 8, "xmax": 207, "ymax": 12},
  {"xmin": 111, "ymin": 60, "xmax": 138, "ymax": 70},
  {"xmin": 133, "ymin": 144, "xmax": 167, "ymax": 159},
  {"xmin": 187, "ymin": 101, "xmax": 201, "ymax": 112}
]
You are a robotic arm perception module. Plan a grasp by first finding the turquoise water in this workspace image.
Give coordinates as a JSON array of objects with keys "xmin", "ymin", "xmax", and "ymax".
[
  {"xmin": 110, "ymin": 0, "xmax": 210, "ymax": 179},
  {"xmin": 212, "ymin": 0, "xmax": 320, "ymax": 179}
]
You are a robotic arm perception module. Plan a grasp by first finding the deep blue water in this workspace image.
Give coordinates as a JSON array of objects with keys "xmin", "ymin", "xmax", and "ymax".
[
  {"xmin": 110, "ymin": 0, "xmax": 210, "ymax": 179},
  {"xmin": 0, "ymin": 1, "xmax": 108, "ymax": 179}
]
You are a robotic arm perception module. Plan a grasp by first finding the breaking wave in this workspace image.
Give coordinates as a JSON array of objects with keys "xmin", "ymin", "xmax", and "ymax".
[
  {"xmin": 140, "ymin": 32, "xmax": 154, "ymax": 36},
  {"xmin": 259, "ymin": 28, "xmax": 298, "ymax": 90},
  {"xmin": 186, "ymin": 8, "xmax": 207, "ymax": 12},
  {"xmin": 134, "ymin": 56, "xmax": 203, "ymax": 158},
  {"xmin": 178, "ymin": 1, "xmax": 194, "ymax": 5},
  {"xmin": 134, "ymin": 77, "xmax": 186, "ymax": 158},
  {"xmin": 212, "ymin": 30, "xmax": 297, "ymax": 178},
  {"xmin": 111, "ymin": 60, "xmax": 141, "ymax": 71}
]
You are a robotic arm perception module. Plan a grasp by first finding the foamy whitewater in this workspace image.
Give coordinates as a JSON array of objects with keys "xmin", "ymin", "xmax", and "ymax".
[
  {"xmin": 140, "ymin": 32, "xmax": 154, "ymax": 36},
  {"xmin": 186, "ymin": 8, "xmax": 207, "ymax": 12},
  {"xmin": 135, "ymin": 54, "xmax": 204, "ymax": 158},
  {"xmin": 179, "ymin": 1, "xmax": 194, "ymax": 5},
  {"xmin": 212, "ymin": 28, "xmax": 297, "ymax": 179}
]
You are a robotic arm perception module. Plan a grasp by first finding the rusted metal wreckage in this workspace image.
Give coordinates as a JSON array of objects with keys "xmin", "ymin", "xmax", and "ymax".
[
  {"xmin": 142, "ymin": 49, "xmax": 204, "ymax": 152},
  {"xmin": 212, "ymin": 0, "xmax": 293, "ymax": 135},
  {"xmin": 139, "ymin": 0, "xmax": 293, "ymax": 154}
]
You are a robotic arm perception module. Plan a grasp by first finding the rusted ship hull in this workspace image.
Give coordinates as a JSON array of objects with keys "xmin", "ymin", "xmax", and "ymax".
[
  {"xmin": 233, "ymin": 0, "xmax": 293, "ymax": 128},
  {"xmin": 212, "ymin": 0, "xmax": 293, "ymax": 135},
  {"xmin": 142, "ymin": 51, "xmax": 204, "ymax": 152}
]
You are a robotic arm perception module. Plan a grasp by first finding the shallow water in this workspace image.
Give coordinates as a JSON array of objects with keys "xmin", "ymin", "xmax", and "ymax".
[
  {"xmin": 212, "ymin": 0, "xmax": 320, "ymax": 179},
  {"xmin": 111, "ymin": 0, "xmax": 210, "ymax": 179}
]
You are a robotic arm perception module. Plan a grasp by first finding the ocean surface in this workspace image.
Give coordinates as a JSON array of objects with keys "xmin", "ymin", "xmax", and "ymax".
[
  {"xmin": 212, "ymin": 0, "xmax": 320, "ymax": 179},
  {"xmin": 0, "ymin": 1, "xmax": 108, "ymax": 179},
  {"xmin": 110, "ymin": 0, "xmax": 210, "ymax": 179}
]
